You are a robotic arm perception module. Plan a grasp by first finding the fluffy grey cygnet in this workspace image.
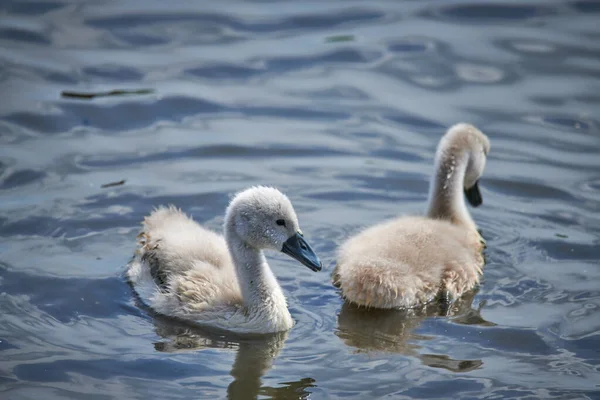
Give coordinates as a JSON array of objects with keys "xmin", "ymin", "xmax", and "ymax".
[
  {"xmin": 333, "ymin": 123, "xmax": 490, "ymax": 309},
  {"xmin": 128, "ymin": 186, "xmax": 322, "ymax": 334}
]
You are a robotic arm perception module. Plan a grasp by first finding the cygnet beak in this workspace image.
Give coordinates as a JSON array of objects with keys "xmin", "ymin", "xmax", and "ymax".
[
  {"xmin": 281, "ymin": 232, "xmax": 322, "ymax": 272},
  {"xmin": 464, "ymin": 180, "xmax": 483, "ymax": 207}
]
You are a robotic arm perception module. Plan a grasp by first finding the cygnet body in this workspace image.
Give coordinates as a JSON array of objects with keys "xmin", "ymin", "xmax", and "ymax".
[
  {"xmin": 127, "ymin": 186, "xmax": 322, "ymax": 334},
  {"xmin": 333, "ymin": 124, "xmax": 490, "ymax": 309}
]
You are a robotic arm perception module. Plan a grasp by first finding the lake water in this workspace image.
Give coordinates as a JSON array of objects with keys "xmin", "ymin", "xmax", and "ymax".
[{"xmin": 1, "ymin": 1, "xmax": 600, "ymax": 399}]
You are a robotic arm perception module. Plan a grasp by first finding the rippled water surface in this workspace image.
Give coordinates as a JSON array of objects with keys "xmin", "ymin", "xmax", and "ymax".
[{"xmin": 2, "ymin": 1, "xmax": 600, "ymax": 399}]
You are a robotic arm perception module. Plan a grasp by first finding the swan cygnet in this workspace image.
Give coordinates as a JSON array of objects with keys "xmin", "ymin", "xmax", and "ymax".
[
  {"xmin": 127, "ymin": 186, "xmax": 322, "ymax": 334},
  {"xmin": 333, "ymin": 123, "xmax": 491, "ymax": 309}
]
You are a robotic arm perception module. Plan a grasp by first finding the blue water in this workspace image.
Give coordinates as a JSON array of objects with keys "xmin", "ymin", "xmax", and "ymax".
[{"xmin": 1, "ymin": 1, "xmax": 600, "ymax": 399}]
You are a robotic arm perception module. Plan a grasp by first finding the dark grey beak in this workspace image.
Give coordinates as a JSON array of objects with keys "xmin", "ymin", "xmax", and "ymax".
[
  {"xmin": 464, "ymin": 180, "xmax": 483, "ymax": 207},
  {"xmin": 281, "ymin": 232, "xmax": 322, "ymax": 272}
]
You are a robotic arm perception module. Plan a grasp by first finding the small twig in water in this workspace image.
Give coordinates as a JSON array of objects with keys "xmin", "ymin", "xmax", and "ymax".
[
  {"xmin": 61, "ymin": 89, "xmax": 154, "ymax": 100},
  {"xmin": 101, "ymin": 179, "xmax": 126, "ymax": 188}
]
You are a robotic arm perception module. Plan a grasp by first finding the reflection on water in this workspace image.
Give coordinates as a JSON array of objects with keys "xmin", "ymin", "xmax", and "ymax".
[
  {"xmin": 149, "ymin": 316, "xmax": 316, "ymax": 400},
  {"xmin": 151, "ymin": 317, "xmax": 297, "ymax": 400},
  {"xmin": 336, "ymin": 290, "xmax": 490, "ymax": 372}
]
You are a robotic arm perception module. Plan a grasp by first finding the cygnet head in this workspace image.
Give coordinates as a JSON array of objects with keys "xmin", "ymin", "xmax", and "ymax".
[
  {"xmin": 224, "ymin": 186, "xmax": 322, "ymax": 272},
  {"xmin": 439, "ymin": 123, "xmax": 490, "ymax": 207}
]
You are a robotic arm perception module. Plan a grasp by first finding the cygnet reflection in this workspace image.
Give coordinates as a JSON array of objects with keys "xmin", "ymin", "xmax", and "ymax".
[
  {"xmin": 151, "ymin": 316, "xmax": 315, "ymax": 400},
  {"xmin": 336, "ymin": 289, "xmax": 495, "ymax": 373}
]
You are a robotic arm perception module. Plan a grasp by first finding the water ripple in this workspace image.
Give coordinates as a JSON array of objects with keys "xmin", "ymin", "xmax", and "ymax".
[
  {"xmin": 423, "ymin": 3, "xmax": 557, "ymax": 22},
  {"xmin": 85, "ymin": 8, "xmax": 385, "ymax": 37}
]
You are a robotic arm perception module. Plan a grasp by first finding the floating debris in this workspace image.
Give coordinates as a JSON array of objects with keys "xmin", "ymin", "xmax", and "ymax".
[
  {"xmin": 555, "ymin": 233, "xmax": 568, "ymax": 238},
  {"xmin": 101, "ymin": 179, "xmax": 126, "ymax": 188},
  {"xmin": 325, "ymin": 34, "xmax": 355, "ymax": 43},
  {"xmin": 61, "ymin": 89, "xmax": 154, "ymax": 100}
]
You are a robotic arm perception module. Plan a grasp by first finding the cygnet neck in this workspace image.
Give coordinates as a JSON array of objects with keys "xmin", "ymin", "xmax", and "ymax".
[
  {"xmin": 426, "ymin": 149, "xmax": 475, "ymax": 230},
  {"xmin": 224, "ymin": 225, "xmax": 291, "ymax": 322}
]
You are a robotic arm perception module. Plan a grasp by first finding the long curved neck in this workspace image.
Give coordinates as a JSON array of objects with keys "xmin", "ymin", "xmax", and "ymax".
[
  {"xmin": 426, "ymin": 150, "xmax": 475, "ymax": 230},
  {"xmin": 224, "ymin": 225, "xmax": 290, "ymax": 324}
]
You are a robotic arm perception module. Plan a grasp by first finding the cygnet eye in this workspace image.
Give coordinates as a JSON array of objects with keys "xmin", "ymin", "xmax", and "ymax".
[{"xmin": 276, "ymin": 219, "xmax": 286, "ymax": 227}]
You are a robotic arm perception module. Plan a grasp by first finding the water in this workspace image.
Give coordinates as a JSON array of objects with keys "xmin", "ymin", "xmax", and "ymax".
[{"xmin": 1, "ymin": 0, "xmax": 599, "ymax": 398}]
